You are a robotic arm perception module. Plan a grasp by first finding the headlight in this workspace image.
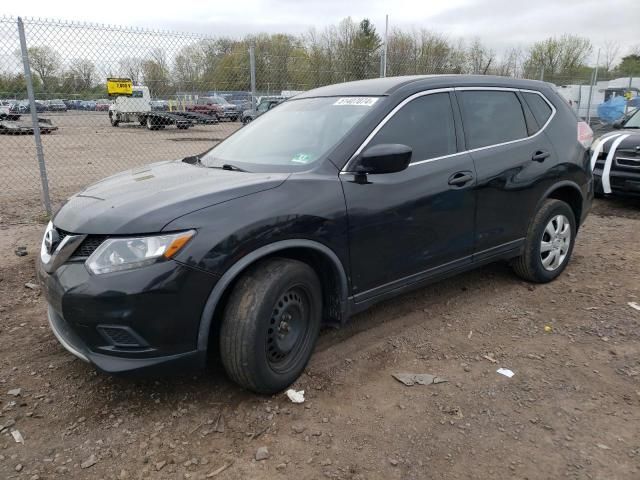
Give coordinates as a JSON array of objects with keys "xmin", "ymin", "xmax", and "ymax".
[{"xmin": 86, "ymin": 230, "xmax": 195, "ymax": 275}]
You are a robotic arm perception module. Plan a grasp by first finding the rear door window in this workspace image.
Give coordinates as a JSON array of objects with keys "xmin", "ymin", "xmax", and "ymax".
[
  {"xmin": 522, "ymin": 92, "xmax": 553, "ymax": 130},
  {"xmin": 458, "ymin": 90, "xmax": 528, "ymax": 149},
  {"xmin": 368, "ymin": 92, "xmax": 457, "ymax": 163}
]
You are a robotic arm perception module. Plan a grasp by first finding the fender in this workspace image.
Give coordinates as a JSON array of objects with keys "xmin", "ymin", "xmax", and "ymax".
[
  {"xmin": 196, "ymin": 239, "xmax": 349, "ymax": 356},
  {"xmin": 535, "ymin": 180, "xmax": 585, "ymax": 225}
]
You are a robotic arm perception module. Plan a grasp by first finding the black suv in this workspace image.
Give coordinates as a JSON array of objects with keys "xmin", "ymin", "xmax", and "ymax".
[{"xmin": 37, "ymin": 76, "xmax": 594, "ymax": 393}]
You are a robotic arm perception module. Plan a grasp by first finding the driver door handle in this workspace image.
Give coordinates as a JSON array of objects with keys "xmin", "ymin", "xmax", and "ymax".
[
  {"xmin": 532, "ymin": 150, "xmax": 551, "ymax": 162},
  {"xmin": 448, "ymin": 171, "xmax": 474, "ymax": 186}
]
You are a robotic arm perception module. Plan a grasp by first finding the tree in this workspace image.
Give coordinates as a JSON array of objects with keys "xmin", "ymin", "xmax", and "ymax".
[
  {"xmin": 66, "ymin": 58, "xmax": 96, "ymax": 91},
  {"xmin": 21, "ymin": 46, "xmax": 61, "ymax": 92},
  {"xmin": 142, "ymin": 49, "xmax": 172, "ymax": 97},
  {"xmin": 119, "ymin": 57, "xmax": 144, "ymax": 85},
  {"xmin": 467, "ymin": 38, "xmax": 494, "ymax": 74},
  {"xmin": 523, "ymin": 35, "xmax": 592, "ymax": 82},
  {"xmin": 603, "ymin": 41, "xmax": 620, "ymax": 72},
  {"xmin": 618, "ymin": 54, "xmax": 640, "ymax": 76}
]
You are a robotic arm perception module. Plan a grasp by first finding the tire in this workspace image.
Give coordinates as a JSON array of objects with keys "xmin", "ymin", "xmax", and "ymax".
[
  {"xmin": 146, "ymin": 116, "xmax": 155, "ymax": 130},
  {"xmin": 242, "ymin": 116, "xmax": 252, "ymax": 125},
  {"xmin": 109, "ymin": 111, "xmax": 119, "ymax": 127},
  {"xmin": 219, "ymin": 258, "xmax": 322, "ymax": 394},
  {"xmin": 512, "ymin": 199, "xmax": 576, "ymax": 283}
]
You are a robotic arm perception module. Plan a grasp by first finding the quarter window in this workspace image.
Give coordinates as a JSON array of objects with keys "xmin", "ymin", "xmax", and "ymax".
[
  {"xmin": 458, "ymin": 91, "xmax": 527, "ymax": 149},
  {"xmin": 522, "ymin": 92, "xmax": 553, "ymax": 130},
  {"xmin": 368, "ymin": 93, "xmax": 456, "ymax": 163}
]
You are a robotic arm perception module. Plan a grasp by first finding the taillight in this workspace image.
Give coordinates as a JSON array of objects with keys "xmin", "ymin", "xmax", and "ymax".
[{"xmin": 577, "ymin": 121, "xmax": 593, "ymax": 149}]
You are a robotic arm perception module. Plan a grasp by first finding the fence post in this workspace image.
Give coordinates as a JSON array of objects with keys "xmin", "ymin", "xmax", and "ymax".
[
  {"xmin": 17, "ymin": 17, "xmax": 52, "ymax": 216},
  {"xmin": 249, "ymin": 45, "xmax": 256, "ymax": 110},
  {"xmin": 585, "ymin": 49, "xmax": 600, "ymax": 125},
  {"xmin": 382, "ymin": 14, "xmax": 388, "ymax": 78}
]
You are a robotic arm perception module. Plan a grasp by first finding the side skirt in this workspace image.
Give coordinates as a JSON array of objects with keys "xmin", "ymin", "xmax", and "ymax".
[{"xmin": 348, "ymin": 239, "xmax": 524, "ymax": 316}]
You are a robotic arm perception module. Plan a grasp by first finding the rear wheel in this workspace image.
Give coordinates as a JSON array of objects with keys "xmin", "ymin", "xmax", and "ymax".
[
  {"xmin": 146, "ymin": 116, "xmax": 155, "ymax": 130},
  {"xmin": 512, "ymin": 199, "xmax": 576, "ymax": 283},
  {"xmin": 219, "ymin": 258, "xmax": 322, "ymax": 394}
]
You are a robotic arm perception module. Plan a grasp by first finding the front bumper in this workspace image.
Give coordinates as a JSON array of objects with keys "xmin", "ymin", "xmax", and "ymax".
[
  {"xmin": 594, "ymin": 169, "xmax": 640, "ymax": 197},
  {"xmin": 219, "ymin": 110, "xmax": 238, "ymax": 119},
  {"xmin": 38, "ymin": 257, "xmax": 219, "ymax": 374}
]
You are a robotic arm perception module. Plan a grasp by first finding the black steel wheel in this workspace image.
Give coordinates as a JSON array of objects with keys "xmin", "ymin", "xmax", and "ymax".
[{"xmin": 219, "ymin": 258, "xmax": 322, "ymax": 394}]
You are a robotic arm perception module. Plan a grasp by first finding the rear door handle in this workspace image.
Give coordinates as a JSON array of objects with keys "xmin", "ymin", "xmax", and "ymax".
[
  {"xmin": 448, "ymin": 171, "xmax": 474, "ymax": 186},
  {"xmin": 532, "ymin": 150, "xmax": 551, "ymax": 162}
]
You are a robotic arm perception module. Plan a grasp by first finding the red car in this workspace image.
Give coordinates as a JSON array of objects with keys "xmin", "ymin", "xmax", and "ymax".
[
  {"xmin": 186, "ymin": 97, "xmax": 224, "ymax": 120},
  {"xmin": 95, "ymin": 100, "xmax": 111, "ymax": 111}
]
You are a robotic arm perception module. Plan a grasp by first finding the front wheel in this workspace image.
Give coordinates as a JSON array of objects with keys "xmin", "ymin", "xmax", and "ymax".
[
  {"xmin": 109, "ymin": 111, "xmax": 119, "ymax": 127},
  {"xmin": 219, "ymin": 258, "xmax": 322, "ymax": 394},
  {"xmin": 512, "ymin": 199, "xmax": 576, "ymax": 283}
]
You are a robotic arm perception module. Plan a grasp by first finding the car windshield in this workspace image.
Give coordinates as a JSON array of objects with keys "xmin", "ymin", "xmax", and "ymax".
[
  {"xmin": 624, "ymin": 109, "xmax": 640, "ymax": 128},
  {"xmin": 201, "ymin": 96, "xmax": 379, "ymax": 172}
]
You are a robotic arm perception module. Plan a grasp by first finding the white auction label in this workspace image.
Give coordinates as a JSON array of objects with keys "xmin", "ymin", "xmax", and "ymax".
[{"xmin": 333, "ymin": 97, "xmax": 379, "ymax": 106}]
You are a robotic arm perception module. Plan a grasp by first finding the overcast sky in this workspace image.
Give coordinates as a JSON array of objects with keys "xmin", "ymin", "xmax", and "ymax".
[{"xmin": 7, "ymin": 0, "xmax": 640, "ymax": 63}]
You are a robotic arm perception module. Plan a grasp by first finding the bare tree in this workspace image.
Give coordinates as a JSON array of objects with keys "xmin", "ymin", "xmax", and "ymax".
[
  {"xmin": 467, "ymin": 38, "xmax": 494, "ymax": 74},
  {"xmin": 603, "ymin": 41, "xmax": 620, "ymax": 72},
  {"xmin": 68, "ymin": 58, "xmax": 96, "ymax": 90},
  {"xmin": 118, "ymin": 57, "xmax": 143, "ymax": 85},
  {"xmin": 19, "ymin": 46, "xmax": 61, "ymax": 92}
]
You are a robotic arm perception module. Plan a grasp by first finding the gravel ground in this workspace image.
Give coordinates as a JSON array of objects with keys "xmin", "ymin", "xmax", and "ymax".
[
  {"xmin": 0, "ymin": 111, "xmax": 240, "ymax": 223},
  {"xmin": 0, "ymin": 197, "xmax": 639, "ymax": 480}
]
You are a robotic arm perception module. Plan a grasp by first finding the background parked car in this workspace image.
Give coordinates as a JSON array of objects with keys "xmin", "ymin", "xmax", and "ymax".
[
  {"xmin": 150, "ymin": 99, "xmax": 169, "ymax": 111},
  {"xmin": 64, "ymin": 99, "xmax": 83, "ymax": 110},
  {"xmin": 241, "ymin": 97, "xmax": 284, "ymax": 124},
  {"xmin": 80, "ymin": 100, "xmax": 97, "ymax": 111},
  {"xmin": 95, "ymin": 100, "xmax": 111, "ymax": 111},
  {"xmin": 11, "ymin": 100, "xmax": 46, "ymax": 113},
  {"xmin": 45, "ymin": 99, "xmax": 67, "ymax": 112},
  {"xmin": 186, "ymin": 96, "xmax": 239, "ymax": 121}
]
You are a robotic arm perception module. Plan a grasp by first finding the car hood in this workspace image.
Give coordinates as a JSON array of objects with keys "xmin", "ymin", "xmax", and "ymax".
[
  {"xmin": 599, "ymin": 130, "xmax": 640, "ymax": 153},
  {"xmin": 53, "ymin": 159, "xmax": 289, "ymax": 234}
]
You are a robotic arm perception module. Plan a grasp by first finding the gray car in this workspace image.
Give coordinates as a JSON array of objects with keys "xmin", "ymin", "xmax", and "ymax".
[{"xmin": 241, "ymin": 97, "xmax": 284, "ymax": 124}]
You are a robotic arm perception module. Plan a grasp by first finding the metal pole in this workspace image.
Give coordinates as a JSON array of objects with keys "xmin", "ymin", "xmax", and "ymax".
[
  {"xmin": 17, "ymin": 17, "xmax": 51, "ymax": 216},
  {"xmin": 625, "ymin": 75, "xmax": 633, "ymax": 116},
  {"xmin": 586, "ymin": 48, "xmax": 600, "ymax": 125},
  {"xmin": 382, "ymin": 14, "xmax": 389, "ymax": 78},
  {"xmin": 539, "ymin": 66, "xmax": 544, "ymax": 81},
  {"xmin": 249, "ymin": 45, "xmax": 256, "ymax": 110}
]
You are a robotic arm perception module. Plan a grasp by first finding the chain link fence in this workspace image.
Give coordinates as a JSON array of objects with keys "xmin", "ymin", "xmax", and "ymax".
[{"xmin": 0, "ymin": 16, "xmax": 617, "ymax": 223}]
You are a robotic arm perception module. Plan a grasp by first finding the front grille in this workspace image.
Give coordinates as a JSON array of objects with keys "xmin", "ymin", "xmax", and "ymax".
[
  {"xmin": 616, "ymin": 156, "xmax": 640, "ymax": 169},
  {"xmin": 97, "ymin": 325, "xmax": 146, "ymax": 348},
  {"xmin": 54, "ymin": 228, "xmax": 106, "ymax": 258},
  {"xmin": 75, "ymin": 236, "xmax": 108, "ymax": 257}
]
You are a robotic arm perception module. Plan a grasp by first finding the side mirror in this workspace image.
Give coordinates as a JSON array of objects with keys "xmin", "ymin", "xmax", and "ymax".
[{"xmin": 356, "ymin": 144, "xmax": 412, "ymax": 175}]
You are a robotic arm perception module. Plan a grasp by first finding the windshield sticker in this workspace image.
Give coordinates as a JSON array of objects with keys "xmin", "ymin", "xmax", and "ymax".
[
  {"xmin": 291, "ymin": 153, "xmax": 312, "ymax": 164},
  {"xmin": 333, "ymin": 97, "xmax": 379, "ymax": 107}
]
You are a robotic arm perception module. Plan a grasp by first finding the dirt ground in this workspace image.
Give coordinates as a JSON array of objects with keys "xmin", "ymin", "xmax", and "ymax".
[
  {"xmin": 0, "ymin": 197, "xmax": 639, "ymax": 480},
  {"xmin": 0, "ymin": 111, "xmax": 240, "ymax": 223}
]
